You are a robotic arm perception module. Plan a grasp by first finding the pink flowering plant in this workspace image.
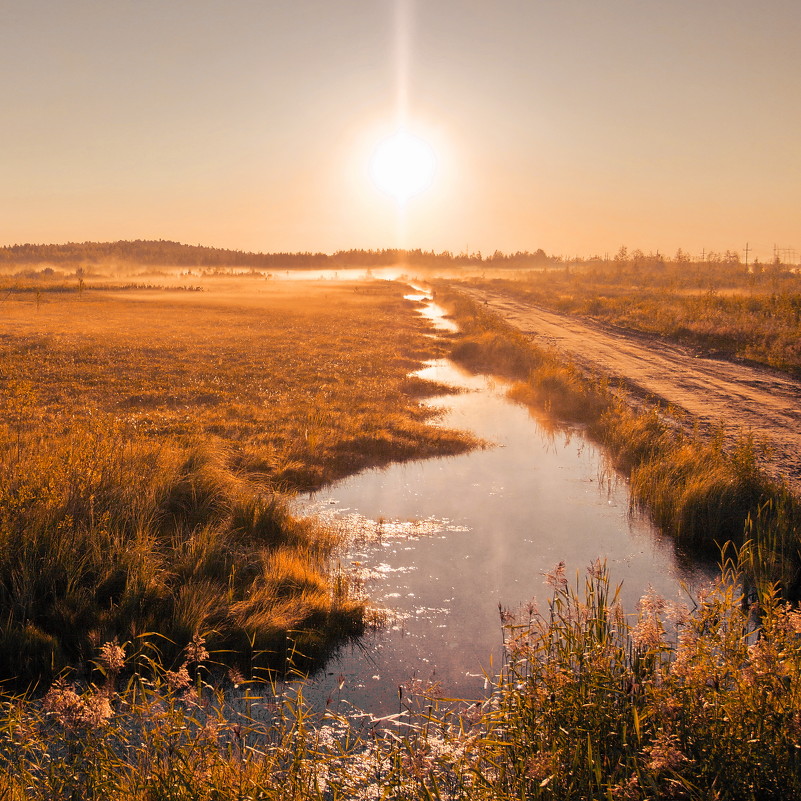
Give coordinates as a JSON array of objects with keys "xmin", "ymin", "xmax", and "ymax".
[
  {"xmin": 494, "ymin": 556, "xmax": 801, "ymax": 800},
  {"xmin": 0, "ymin": 558, "xmax": 801, "ymax": 799}
]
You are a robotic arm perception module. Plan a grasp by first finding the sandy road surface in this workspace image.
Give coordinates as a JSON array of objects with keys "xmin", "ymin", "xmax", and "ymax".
[{"xmin": 461, "ymin": 287, "xmax": 801, "ymax": 493}]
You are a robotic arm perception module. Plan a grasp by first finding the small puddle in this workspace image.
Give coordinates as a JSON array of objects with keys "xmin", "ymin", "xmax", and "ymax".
[{"xmin": 296, "ymin": 288, "xmax": 714, "ymax": 714}]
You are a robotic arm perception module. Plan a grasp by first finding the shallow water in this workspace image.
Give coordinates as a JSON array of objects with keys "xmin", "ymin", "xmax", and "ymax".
[{"xmin": 295, "ymin": 293, "xmax": 715, "ymax": 714}]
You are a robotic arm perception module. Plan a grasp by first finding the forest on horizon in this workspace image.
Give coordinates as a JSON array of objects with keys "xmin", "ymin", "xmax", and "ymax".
[{"xmin": 0, "ymin": 240, "xmax": 556, "ymax": 270}]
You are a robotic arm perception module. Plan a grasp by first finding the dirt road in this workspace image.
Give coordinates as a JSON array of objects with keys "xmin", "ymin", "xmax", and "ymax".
[{"xmin": 461, "ymin": 287, "xmax": 801, "ymax": 493}]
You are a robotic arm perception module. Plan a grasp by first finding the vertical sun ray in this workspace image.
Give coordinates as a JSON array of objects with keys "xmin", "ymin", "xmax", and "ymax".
[
  {"xmin": 394, "ymin": 0, "xmax": 410, "ymax": 129},
  {"xmin": 394, "ymin": 0, "xmax": 411, "ymax": 247}
]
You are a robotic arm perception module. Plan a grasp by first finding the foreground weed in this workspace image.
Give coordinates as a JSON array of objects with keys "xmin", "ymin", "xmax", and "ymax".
[{"xmin": 4, "ymin": 560, "xmax": 801, "ymax": 799}]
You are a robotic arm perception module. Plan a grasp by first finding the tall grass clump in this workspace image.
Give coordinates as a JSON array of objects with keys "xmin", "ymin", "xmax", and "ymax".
[
  {"xmin": 491, "ymin": 558, "xmax": 801, "ymax": 800},
  {"xmin": 438, "ymin": 286, "xmax": 801, "ymax": 588},
  {"xmin": 443, "ymin": 289, "xmax": 611, "ymax": 423},
  {"xmin": 0, "ymin": 416, "xmax": 365, "ymax": 686},
  {"xmin": 4, "ymin": 560, "xmax": 801, "ymax": 799}
]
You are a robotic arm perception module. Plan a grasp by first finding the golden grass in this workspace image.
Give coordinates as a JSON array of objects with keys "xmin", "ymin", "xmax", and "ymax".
[
  {"xmin": 1, "ymin": 278, "xmax": 471, "ymax": 488},
  {"xmin": 464, "ymin": 262, "xmax": 801, "ymax": 375},
  {"xmin": 3, "ymin": 268, "xmax": 801, "ymax": 798},
  {"xmin": 0, "ymin": 276, "xmax": 474, "ymax": 684}
]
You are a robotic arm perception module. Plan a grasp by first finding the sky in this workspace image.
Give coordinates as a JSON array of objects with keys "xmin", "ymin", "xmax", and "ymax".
[{"xmin": 2, "ymin": 0, "xmax": 800, "ymax": 261}]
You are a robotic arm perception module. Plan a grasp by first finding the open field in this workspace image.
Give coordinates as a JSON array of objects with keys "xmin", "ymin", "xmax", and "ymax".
[
  {"xmin": 1, "ymin": 276, "xmax": 471, "ymax": 489},
  {"xmin": 0, "ymin": 275, "xmax": 473, "ymax": 683}
]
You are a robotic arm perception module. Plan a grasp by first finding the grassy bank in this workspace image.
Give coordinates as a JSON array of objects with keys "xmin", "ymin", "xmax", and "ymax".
[
  {"xmin": 0, "ymin": 424, "xmax": 364, "ymax": 685},
  {"xmin": 2, "ymin": 561, "xmax": 800, "ymax": 799},
  {"xmin": 0, "ymin": 277, "xmax": 474, "ymax": 684},
  {"xmin": 438, "ymin": 287, "xmax": 801, "ymax": 591}
]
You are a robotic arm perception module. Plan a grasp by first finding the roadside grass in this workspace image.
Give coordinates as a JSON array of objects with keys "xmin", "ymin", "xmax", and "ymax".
[
  {"xmin": 3, "ymin": 560, "xmax": 801, "ymax": 800},
  {"xmin": 0, "ymin": 277, "xmax": 474, "ymax": 684},
  {"xmin": 439, "ymin": 287, "xmax": 801, "ymax": 593},
  {"xmin": 446, "ymin": 293, "xmax": 610, "ymax": 423},
  {"xmin": 464, "ymin": 260, "xmax": 801, "ymax": 376}
]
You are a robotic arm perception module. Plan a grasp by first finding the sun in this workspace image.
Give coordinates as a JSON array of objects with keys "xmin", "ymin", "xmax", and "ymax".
[{"xmin": 369, "ymin": 129, "xmax": 437, "ymax": 203}]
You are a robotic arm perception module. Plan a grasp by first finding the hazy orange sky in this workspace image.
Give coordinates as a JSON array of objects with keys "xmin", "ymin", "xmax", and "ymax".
[{"xmin": 3, "ymin": 1, "xmax": 799, "ymax": 261}]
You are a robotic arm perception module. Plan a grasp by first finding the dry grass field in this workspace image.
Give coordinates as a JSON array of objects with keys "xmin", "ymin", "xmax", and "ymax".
[
  {"xmin": 1, "ymin": 276, "xmax": 469, "ymax": 488},
  {"xmin": 0, "ymin": 274, "xmax": 472, "ymax": 683},
  {"xmin": 463, "ymin": 260, "xmax": 801, "ymax": 375}
]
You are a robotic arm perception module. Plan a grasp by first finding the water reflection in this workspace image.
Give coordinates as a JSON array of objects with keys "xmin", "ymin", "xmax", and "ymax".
[
  {"xmin": 404, "ymin": 289, "xmax": 460, "ymax": 333},
  {"xmin": 296, "ymin": 301, "xmax": 715, "ymax": 712}
]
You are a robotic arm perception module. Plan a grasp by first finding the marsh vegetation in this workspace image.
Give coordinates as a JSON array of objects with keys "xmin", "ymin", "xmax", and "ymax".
[
  {"xmin": 2, "ymin": 561, "xmax": 799, "ymax": 800},
  {"xmin": 2, "ymin": 249, "xmax": 801, "ymax": 798},
  {"xmin": 0, "ymin": 276, "xmax": 473, "ymax": 683}
]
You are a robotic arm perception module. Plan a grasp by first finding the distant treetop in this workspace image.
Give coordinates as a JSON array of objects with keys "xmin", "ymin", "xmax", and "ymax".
[{"xmin": 0, "ymin": 240, "xmax": 557, "ymax": 269}]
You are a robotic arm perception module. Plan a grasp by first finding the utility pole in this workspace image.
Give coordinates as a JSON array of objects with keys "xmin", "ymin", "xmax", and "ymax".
[
  {"xmin": 773, "ymin": 246, "xmax": 797, "ymax": 265},
  {"xmin": 744, "ymin": 242, "xmax": 750, "ymax": 269}
]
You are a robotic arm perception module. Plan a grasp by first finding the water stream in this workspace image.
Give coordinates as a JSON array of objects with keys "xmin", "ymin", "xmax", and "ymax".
[{"xmin": 297, "ymin": 289, "xmax": 715, "ymax": 714}]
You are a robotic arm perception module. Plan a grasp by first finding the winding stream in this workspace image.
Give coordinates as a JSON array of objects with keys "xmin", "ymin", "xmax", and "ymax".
[{"xmin": 298, "ymin": 289, "xmax": 715, "ymax": 714}]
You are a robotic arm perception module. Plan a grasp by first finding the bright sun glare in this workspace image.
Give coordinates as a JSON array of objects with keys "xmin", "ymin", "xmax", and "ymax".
[{"xmin": 369, "ymin": 130, "xmax": 437, "ymax": 203}]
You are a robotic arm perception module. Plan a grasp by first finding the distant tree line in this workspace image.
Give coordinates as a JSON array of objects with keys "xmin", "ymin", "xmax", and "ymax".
[
  {"xmin": 0, "ymin": 241, "xmax": 329, "ymax": 269},
  {"xmin": 0, "ymin": 240, "xmax": 558, "ymax": 270},
  {"xmin": 6, "ymin": 240, "xmax": 790, "ymax": 275}
]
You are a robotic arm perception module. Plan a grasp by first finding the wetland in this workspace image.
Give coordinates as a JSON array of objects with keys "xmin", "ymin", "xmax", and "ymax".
[
  {"xmin": 301, "ymin": 295, "xmax": 714, "ymax": 712},
  {"xmin": 1, "ymin": 257, "xmax": 800, "ymax": 799}
]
